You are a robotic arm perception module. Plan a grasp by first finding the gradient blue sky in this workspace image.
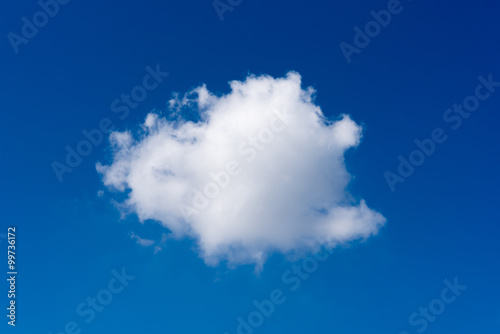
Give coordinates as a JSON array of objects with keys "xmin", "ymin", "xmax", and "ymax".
[{"xmin": 1, "ymin": 0, "xmax": 500, "ymax": 333}]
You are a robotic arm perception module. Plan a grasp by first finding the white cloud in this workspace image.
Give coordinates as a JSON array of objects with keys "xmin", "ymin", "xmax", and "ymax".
[
  {"xmin": 97, "ymin": 72, "xmax": 385, "ymax": 267},
  {"xmin": 130, "ymin": 232, "xmax": 155, "ymax": 247}
]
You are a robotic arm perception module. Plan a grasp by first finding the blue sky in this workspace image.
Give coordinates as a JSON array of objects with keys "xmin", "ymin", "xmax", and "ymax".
[{"xmin": 1, "ymin": 0, "xmax": 500, "ymax": 333}]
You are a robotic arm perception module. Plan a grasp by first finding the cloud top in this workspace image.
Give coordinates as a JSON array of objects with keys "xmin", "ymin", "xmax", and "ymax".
[{"xmin": 97, "ymin": 72, "xmax": 385, "ymax": 266}]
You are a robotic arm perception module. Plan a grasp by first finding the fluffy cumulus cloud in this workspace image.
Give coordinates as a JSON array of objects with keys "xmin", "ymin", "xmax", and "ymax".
[{"xmin": 97, "ymin": 72, "xmax": 385, "ymax": 266}]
